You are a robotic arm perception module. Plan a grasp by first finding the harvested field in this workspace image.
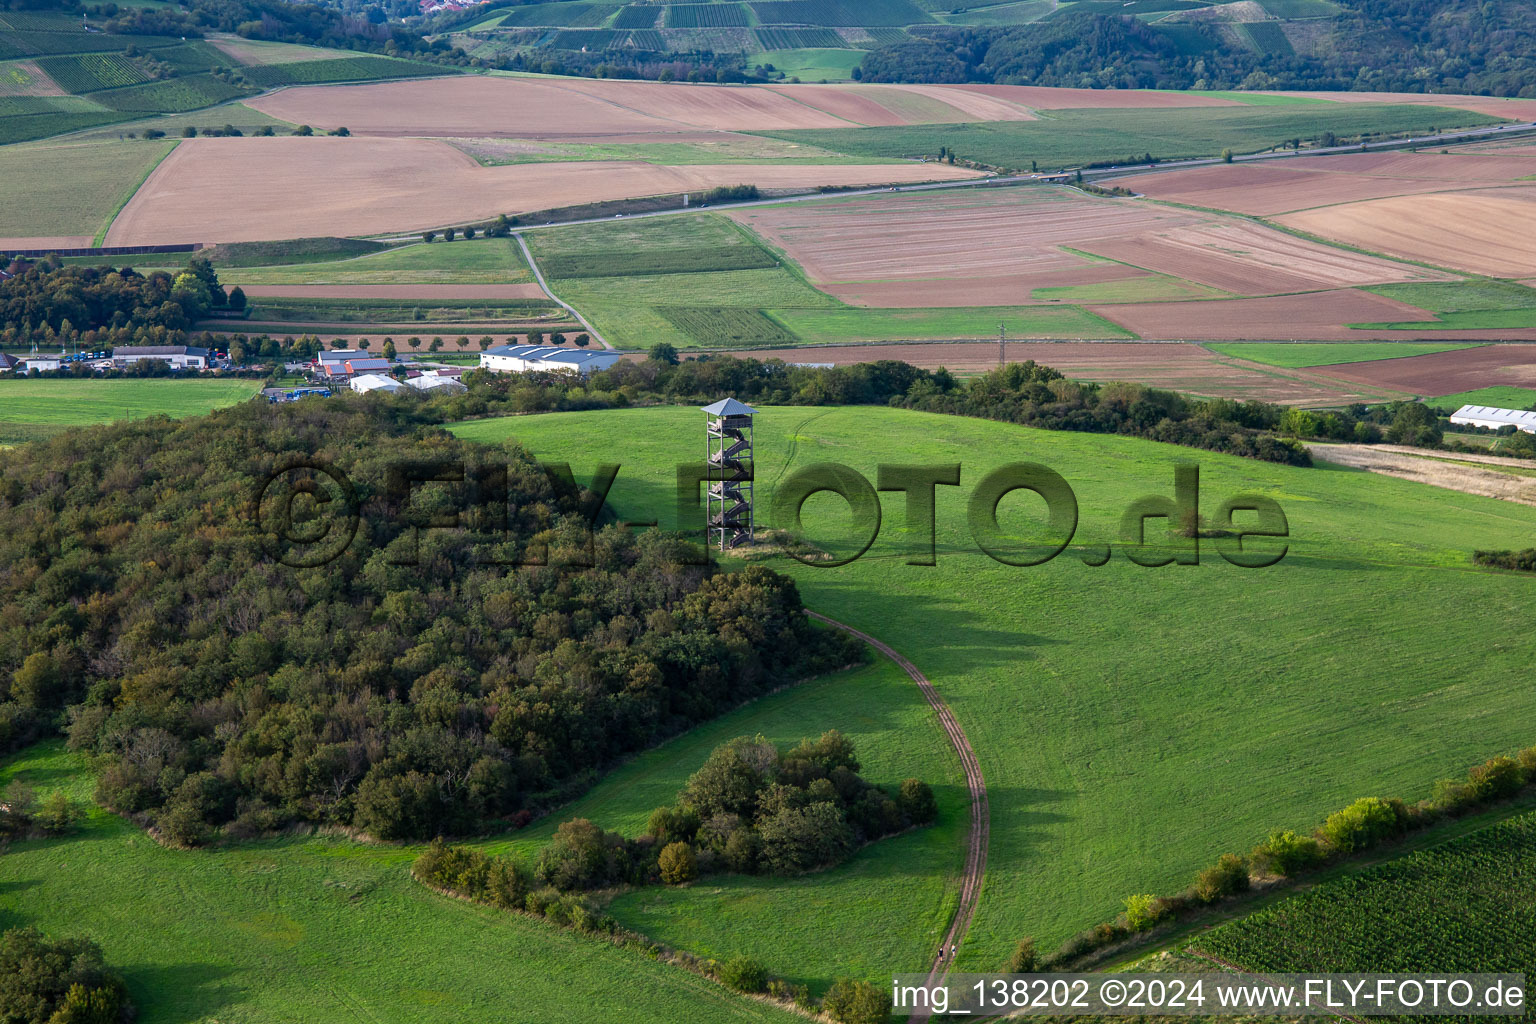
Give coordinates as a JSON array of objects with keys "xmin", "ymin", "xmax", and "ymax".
[
  {"xmin": 1074, "ymin": 219, "xmax": 1453, "ymax": 293},
  {"xmin": 1277, "ymin": 189, "xmax": 1536, "ymax": 278},
  {"xmin": 0, "ymin": 234, "xmax": 91, "ymax": 249},
  {"xmin": 1089, "ymin": 289, "xmax": 1453, "ymax": 341},
  {"xmin": 1308, "ymin": 443, "xmax": 1536, "ymax": 506},
  {"xmin": 247, "ymin": 77, "xmax": 1036, "ymax": 139},
  {"xmin": 104, "ymin": 137, "xmax": 980, "ymax": 244},
  {"xmin": 232, "ymin": 284, "xmax": 548, "ymax": 300},
  {"xmin": 730, "ymin": 186, "xmax": 1439, "ymax": 307},
  {"xmin": 1114, "ymin": 151, "xmax": 1536, "ymax": 216},
  {"xmin": 1312, "ymin": 344, "xmax": 1536, "ymax": 395},
  {"xmin": 707, "ymin": 340, "xmax": 1394, "ymax": 404}
]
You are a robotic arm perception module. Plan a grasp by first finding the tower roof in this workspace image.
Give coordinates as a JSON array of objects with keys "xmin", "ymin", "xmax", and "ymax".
[{"xmin": 701, "ymin": 398, "xmax": 757, "ymax": 417}]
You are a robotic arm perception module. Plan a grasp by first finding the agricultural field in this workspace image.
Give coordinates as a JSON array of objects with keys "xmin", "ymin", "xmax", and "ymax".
[
  {"xmin": 35, "ymin": 53, "xmax": 150, "ymax": 93},
  {"xmin": 239, "ymin": 56, "xmax": 455, "ymax": 89},
  {"xmin": 102, "ymin": 134, "xmax": 979, "ymax": 245},
  {"xmin": 1432, "ymin": 386, "xmax": 1536, "ymax": 409},
  {"xmin": 0, "ymin": 138, "xmax": 174, "ymax": 244},
  {"xmin": 452, "ymin": 132, "xmax": 895, "ymax": 167},
  {"xmin": 0, "ymin": 378, "xmax": 259, "ymax": 446},
  {"xmin": 223, "ymin": 237, "xmax": 536, "ymax": 285},
  {"xmin": 0, "ymin": 741, "xmax": 804, "ymax": 1024},
  {"xmin": 753, "ymin": 48, "xmax": 866, "ymax": 82},
  {"xmin": 1197, "ymin": 810, "xmax": 1536, "ymax": 974},
  {"xmin": 92, "ymin": 74, "xmax": 249, "ymax": 113},
  {"xmin": 754, "ymin": 104, "xmax": 1506, "ymax": 171},
  {"xmin": 1311, "ymin": 345, "xmax": 1536, "ymax": 398},
  {"xmin": 1206, "ymin": 342, "xmax": 1485, "ymax": 369},
  {"xmin": 527, "ymin": 213, "xmax": 778, "ymax": 279},
  {"xmin": 473, "ymin": 403, "xmax": 1536, "ymax": 965}
]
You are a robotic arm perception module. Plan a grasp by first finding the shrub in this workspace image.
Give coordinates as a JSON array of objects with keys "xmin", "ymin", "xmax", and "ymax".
[
  {"xmin": 719, "ymin": 955, "xmax": 767, "ymax": 993},
  {"xmin": 1520, "ymin": 746, "xmax": 1536, "ymax": 777},
  {"xmin": 0, "ymin": 927, "xmax": 133, "ymax": 1024},
  {"xmin": 1124, "ymin": 892, "xmax": 1168, "ymax": 931},
  {"xmin": 1006, "ymin": 937, "xmax": 1038, "ymax": 973},
  {"xmin": 657, "ymin": 841, "xmax": 696, "ymax": 884},
  {"xmin": 1321, "ymin": 797, "xmax": 1402, "ymax": 854},
  {"xmin": 1193, "ymin": 853, "xmax": 1250, "ymax": 903},
  {"xmin": 1468, "ymin": 756, "xmax": 1525, "ymax": 800},
  {"xmin": 647, "ymin": 805, "xmax": 699, "ymax": 845},
  {"xmin": 897, "ymin": 778, "xmax": 937, "ymax": 824},
  {"xmin": 822, "ymin": 977, "xmax": 892, "ymax": 1024},
  {"xmin": 32, "ymin": 792, "xmax": 80, "ymax": 836},
  {"xmin": 1250, "ymin": 829, "xmax": 1323, "ymax": 877}
]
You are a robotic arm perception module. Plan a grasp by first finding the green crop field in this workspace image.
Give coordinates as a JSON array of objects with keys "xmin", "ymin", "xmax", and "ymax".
[
  {"xmin": 240, "ymin": 56, "xmax": 451, "ymax": 88},
  {"xmin": 1351, "ymin": 281, "xmax": 1536, "ymax": 331},
  {"xmin": 94, "ymin": 74, "xmax": 247, "ymax": 113},
  {"xmin": 667, "ymin": 3, "xmax": 751, "ymax": 28},
  {"xmin": 752, "ymin": 105, "xmax": 1506, "ymax": 170},
  {"xmin": 35, "ymin": 52, "xmax": 151, "ymax": 93},
  {"xmin": 241, "ymin": 296, "xmax": 559, "ymax": 324},
  {"xmin": 0, "ymin": 378, "xmax": 258, "ymax": 446},
  {"xmin": 773, "ymin": 304, "xmax": 1132, "ymax": 342},
  {"xmin": 1206, "ymin": 342, "xmax": 1484, "ymax": 369},
  {"xmin": 225, "ymin": 237, "xmax": 534, "ymax": 284},
  {"xmin": 752, "ymin": 27, "xmax": 846, "ymax": 48},
  {"xmin": 1197, "ymin": 810, "xmax": 1536, "ymax": 974},
  {"xmin": 0, "ymin": 741, "xmax": 803, "ymax": 1024},
  {"xmin": 0, "ymin": 139, "xmax": 174, "ymax": 239},
  {"xmin": 483, "ymin": 404, "xmax": 1536, "ymax": 965},
  {"xmin": 0, "ymin": 94, "xmax": 123, "ymax": 145},
  {"xmin": 535, "ymin": 218, "xmax": 777, "ymax": 279},
  {"xmin": 750, "ymin": 0, "xmax": 932, "ymax": 27},
  {"xmin": 1430, "ymin": 386, "xmax": 1536, "ymax": 410}
]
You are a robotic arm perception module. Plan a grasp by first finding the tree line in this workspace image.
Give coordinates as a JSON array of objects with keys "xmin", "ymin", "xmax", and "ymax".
[
  {"xmin": 0, "ymin": 399, "xmax": 859, "ymax": 845},
  {"xmin": 0, "ymin": 927, "xmax": 134, "ymax": 1024}
]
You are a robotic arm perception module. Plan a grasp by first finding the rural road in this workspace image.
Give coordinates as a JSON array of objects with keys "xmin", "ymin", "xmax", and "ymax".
[
  {"xmin": 512, "ymin": 232, "xmax": 613, "ymax": 350},
  {"xmin": 804, "ymin": 610, "xmax": 989, "ymax": 1024}
]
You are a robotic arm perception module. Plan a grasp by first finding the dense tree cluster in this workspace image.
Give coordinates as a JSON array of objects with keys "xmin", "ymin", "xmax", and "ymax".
[
  {"xmin": 0, "ymin": 256, "xmax": 232, "ymax": 351},
  {"xmin": 0, "ymin": 927, "xmax": 133, "ymax": 1024},
  {"xmin": 417, "ymin": 731, "xmax": 932, "ymax": 897},
  {"xmin": 859, "ymin": 0, "xmax": 1536, "ymax": 97},
  {"xmin": 643, "ymin": 730, "xmax": 936, "ymax": 877},
  {"xmin": 0, "ymin": 400, "xmax": 857, "ymax": 843}
]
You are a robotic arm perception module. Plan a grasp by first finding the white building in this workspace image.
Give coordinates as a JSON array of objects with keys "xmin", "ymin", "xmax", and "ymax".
[
  {"xmin": 405, "ymin": 373, "xmax": 468, "ymax": 394},
  {"xmin": 1449, "ymin": 404, "xmax": 1536, "ymax": 433},
  {"xmin": 112, "ymin": 345, "xmax": 209, "ymax": 369},
  {"xmin": 350, "ymin": 373, "xmax": 404, "ymax": 394},
  {"xmin": 480, "ymin": 344, "xmax": 621, "ymax": 375}
]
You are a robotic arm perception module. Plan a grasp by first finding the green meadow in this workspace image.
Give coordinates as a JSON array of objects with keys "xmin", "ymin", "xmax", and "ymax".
[
  {"xmin": 0, "ymin": 138, "xmax": 175, "ymax": 240},
  {"xmin": 752, "ymin": 105, "xmax": 1505, "ymax": 171},
  {"xmin": 0, "ymin": 742, "xmax": 802, "ymax": 1024},
  {"xmin": 463, "ymin": 404, "xmax": 1536, "ymax": 967},
  {"xmin": 0, "ymin": 378, "xmax": 259, "ymax": 446},
  {"xmin": 1206, "ymin": 341, "xmax": 1483, "ymax": 369},
  {"xmin": 1431, "ymin": 386, "xmax": 1536, "ymax": 409},
  {"xmin": 219, "ymin": 237, "xmax": 535, "ymax": 286}
]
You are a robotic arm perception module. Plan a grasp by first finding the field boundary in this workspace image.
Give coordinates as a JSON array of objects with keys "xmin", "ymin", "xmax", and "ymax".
[
  {"xmin": 513, "ymin": 231, "xmax": 612, "ymax": 349},
  {"xmin": 804, "ymin": 610, "xmax": 988, "ymax": 1024},
  {"xmin": 93, "ymin": 138, "xmax": 178, "ymax": 247}
]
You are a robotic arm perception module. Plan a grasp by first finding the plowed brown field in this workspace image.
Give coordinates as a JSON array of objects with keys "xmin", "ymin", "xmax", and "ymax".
[
  {"xmin": 1089, "ymin": 289, "xmax": 1450, "ymax": 341},
  {"xmin": 731, "ymin": 186, "xmax": 1441, "ymax": 307},
  {"xmin": 1312, "ymin": 344, "xmax": 1536, "ymax": 394},
  {"xmin": 1113, "ymin": 151, "xmax": 1536, "ymax": 216},
  {"xmin": 1277, "ymin": 189, "xmax": 1536, "ymax": 277},
  {"xmin": 246, "ymin": 76, "xmax": 1038, "ymax": 138},
  {"xmin": 104, "ymin": 137, "xmax": 981, "ymax": 244}
]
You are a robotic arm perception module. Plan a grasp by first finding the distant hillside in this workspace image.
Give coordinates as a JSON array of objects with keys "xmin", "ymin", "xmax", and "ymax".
[
  {"xmin": 858, "ymin": 0, "xmax": 1536, "ymax": 95},
  {"xmin": 0, "ymin": 1, "xmax": 457, "ymax": 145}
]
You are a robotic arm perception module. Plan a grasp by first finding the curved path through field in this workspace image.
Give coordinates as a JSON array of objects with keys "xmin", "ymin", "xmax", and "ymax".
[
  {"xmin": 804, "ymin": 610, "xmax": 988, "ymax": 1024},
  {"xmin": 512, "ymin": 231, "xmax": 612, "ymax": 351}
]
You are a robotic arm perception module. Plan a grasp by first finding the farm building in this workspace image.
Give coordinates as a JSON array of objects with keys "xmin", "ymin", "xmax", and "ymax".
[
  {"xmin": 112, "ymin": 345, "xmax": 209, "ymax": 369},
  {"xmin": 350, "ymin": 373, "xmax": 404, "ymax": 394},
  {"xmin": 481, "ymin": 344, "xmax": 622, "ymax": 375},
  {"xmin": 405, "ymin": 373, "xmax": 468, "ymax": 394},
  {"xmin": 1450, "ymin": 405, "xmax": 1536, "ymax": 433}
]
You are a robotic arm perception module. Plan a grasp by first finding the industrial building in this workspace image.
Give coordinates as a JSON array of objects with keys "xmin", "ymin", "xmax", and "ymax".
[
  {"xmin": 480, "ymin": 344, "xmax": 622, "ymax": 375},
  {"xmin": 1450, "ymin": 404, "xmax": 1536, "ymax": 433},
  {"xmin": 112, "ymin": 345, "xmax": 210, "ymax": 370}
]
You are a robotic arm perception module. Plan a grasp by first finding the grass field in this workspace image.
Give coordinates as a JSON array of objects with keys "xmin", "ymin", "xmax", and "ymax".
[
  {"xmin": 1197, "ymin": 809, "xmax": 1536, "ymax": 974},
  {"xmin": 1353, "ymin": 280, "xmax": 1536, "ymax": 331},
  {"xmin": 426, "ymin": 658, "xmax": 969, "ymax": 993},
  {"xmin": 755, "ymin": 48, "xmax": 866, "ymax": 82},
  {"xmin": 0, "ymin": 139, "xmax": 173, "ymax": 239},
  {"xmin": 752, "ymin": 105, "xmax": 1505, "ymax": 171},
  {"xmin": 227, "ymin": 237, "xmax": 535, "ymax": 285},
  {"xmin": 1430, "ymin": 386, "xmax": 1536, "ymax": 409},
  {"xmin": 0, "ymin": 378, "xmax": 259, "ymax": 446},
  {"xmin": 0, "ymin": 741, "xmax": 802, "ymax": 1024},
  {"xmin": 1206, "ymin": 342, "xmax": 1483, "ymax": 369},
  {"xmin": 772, "ymin": 304, "xmax": 1132, "ymax": 342},
  {"xmin": 242, "ymin": 297, "xmax": 559, "ymax": 324},
  {"xmin": 482, "ymin": 404, "xmax": 1536, "ymax": 965},
  {"xmin": 531, "ymin": 215, "xmax": 778, "ymax": 279}
]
